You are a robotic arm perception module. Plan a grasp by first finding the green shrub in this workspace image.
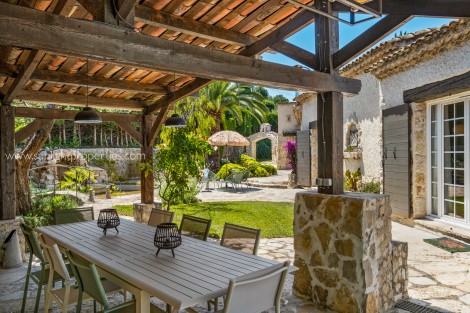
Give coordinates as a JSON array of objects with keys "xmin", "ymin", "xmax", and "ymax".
[
  {"xmin": 217, "ymin": 164, "xmax": 246, "ymax": 180},
  {"xmin": 240, "ymin": 154, "xmax": 258, "ymax": 169},
  {"xmin": 345, "ymin": 168, "xmax": 361, "ymax": 191},
  {"xmin": 252, "ymin": 166, "xmax": 269, "ymax": 177},
  {"xmin": 23, "ymin": 195, "xmax": 79, "ymax": 228},
  {"xmin": 359, "ymin": 181, "xmax": 381, "ymax": 194},
  {"xmin": 261, "ymin": 164, "xmax": 278, "ymax": 175}
]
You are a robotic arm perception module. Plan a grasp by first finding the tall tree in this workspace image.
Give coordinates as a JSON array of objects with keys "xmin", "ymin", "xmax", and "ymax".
[
  {"xmin": 16, "ymin": 120, "xmax": 54, "ymax": 215},
  {"xmin": 198, "ymin": 82, "xmax": 267, "ymax": 134}
]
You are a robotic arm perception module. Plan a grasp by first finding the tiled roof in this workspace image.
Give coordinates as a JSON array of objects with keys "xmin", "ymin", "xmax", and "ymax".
[{"xmin": 341, "ymin": 19, "xmax": 470, "ymax": 79}]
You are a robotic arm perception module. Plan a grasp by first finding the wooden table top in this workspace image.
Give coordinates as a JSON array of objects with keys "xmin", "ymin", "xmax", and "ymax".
[{"xmin": 37, "ymin": 219, "xmax": 279, "ymax": 310}]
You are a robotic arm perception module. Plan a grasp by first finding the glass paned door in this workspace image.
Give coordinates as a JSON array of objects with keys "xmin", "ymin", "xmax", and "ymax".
[{"xmin": 428, "ymin": 100, "xmax": 468, "ymax": 224}]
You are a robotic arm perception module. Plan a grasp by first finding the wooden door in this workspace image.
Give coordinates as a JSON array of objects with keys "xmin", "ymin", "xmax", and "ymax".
[
  {"xmin": 296, "ymin": 130, "xmax": 311, "ymax": 186},
  {"xmin": 383, "ymin": 104, "xmax": 411, "ymax": 217}
]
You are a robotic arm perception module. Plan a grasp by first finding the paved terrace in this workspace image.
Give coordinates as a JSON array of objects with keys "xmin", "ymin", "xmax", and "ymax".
[{"xmin": 1, "ymin": 187, "xmax": 469, "ymax": 312}]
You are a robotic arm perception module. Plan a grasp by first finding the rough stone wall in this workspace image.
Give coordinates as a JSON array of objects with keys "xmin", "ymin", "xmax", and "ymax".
[
  {"xmin": 410, "ymin": 103, "xmax": 427, "ymax": 218},
  {"xmin": 247, "ymin": 132, "xmax": 279, "ymax": 168},
  {"xmin": 293, "ymin": 192, "xmax": 406, "ymax": 313},
  {"xmin": 391, "ymin": 241, "xmax": 408, "ymax": 302},
  {"xmin": 0, "ymin": 219, "xmax": 26, "ymax": 264},
  {"xmin": 79, "ymin": 148, "xmax": 143, "ymax": 179}
]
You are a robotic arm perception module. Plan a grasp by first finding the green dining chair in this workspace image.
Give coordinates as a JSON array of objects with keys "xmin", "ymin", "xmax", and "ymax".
[
  {"xmin": 21, "ymin": 223, "xmax": 67, "ymax": 313},
  {"xmin": 65, "ymin": 250, "xmax": 164, "ymax": 313},
  {"xmin": 54, "ymin": 207, "xmax": 94, "ymax": 225}
]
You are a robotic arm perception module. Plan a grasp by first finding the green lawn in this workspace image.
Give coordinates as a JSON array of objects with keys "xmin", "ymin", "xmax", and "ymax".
[{"xmin": 113, "ymin": 201, "xmax": 294, "ymax": 238}]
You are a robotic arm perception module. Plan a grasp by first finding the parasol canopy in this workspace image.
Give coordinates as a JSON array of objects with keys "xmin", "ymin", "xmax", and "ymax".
[{"xmin": 208, "ymin": 130, "xmax": 249, "ymax": 147}]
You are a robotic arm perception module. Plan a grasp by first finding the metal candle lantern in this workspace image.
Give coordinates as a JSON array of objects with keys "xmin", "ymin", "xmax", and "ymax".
[
  {"xmin": 97, "ymin": 209, "xmax": 120, "ymax": 235},
  {"xmin": 154, "ymin": 223, "xmax": 181, "ymax": 257}
]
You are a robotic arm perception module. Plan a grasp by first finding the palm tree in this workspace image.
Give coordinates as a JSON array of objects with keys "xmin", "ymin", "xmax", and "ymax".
[{"xmin": 198, "ymin": 82, "xmax": 268, "ymax": 134}]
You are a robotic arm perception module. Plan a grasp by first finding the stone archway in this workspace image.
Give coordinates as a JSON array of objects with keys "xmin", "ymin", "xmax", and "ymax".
[{"xmin": 247, "ymin": 131, "xmax": 279, "ymax": 168}]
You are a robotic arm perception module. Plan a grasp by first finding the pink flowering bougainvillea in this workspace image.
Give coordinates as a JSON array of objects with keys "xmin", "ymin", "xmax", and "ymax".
[{"xmin": 282, "ymin": 140, "xmax": 297, "ymax": 174}]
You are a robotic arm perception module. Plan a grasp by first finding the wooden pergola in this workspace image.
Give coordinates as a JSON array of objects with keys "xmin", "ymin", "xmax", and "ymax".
[{"xmin": 0, "ymin": 0, "xmax": 468, "ymax": 220}]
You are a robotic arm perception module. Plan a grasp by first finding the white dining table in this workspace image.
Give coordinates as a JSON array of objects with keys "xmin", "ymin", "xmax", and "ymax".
[{"xmin": 37, "ymin": 219, "xmax": 280, "ymax": 313}]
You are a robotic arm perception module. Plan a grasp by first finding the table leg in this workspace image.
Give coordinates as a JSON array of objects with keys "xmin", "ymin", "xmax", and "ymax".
[{"xmin": 135, "ymin": 290, "xmax": 151, "ymax": 313}]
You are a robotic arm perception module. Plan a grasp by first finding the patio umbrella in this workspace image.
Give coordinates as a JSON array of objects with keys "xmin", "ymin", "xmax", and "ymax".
[{"xmin": 208, "ymin": 130, "xmax": 249, "ymax": 177}]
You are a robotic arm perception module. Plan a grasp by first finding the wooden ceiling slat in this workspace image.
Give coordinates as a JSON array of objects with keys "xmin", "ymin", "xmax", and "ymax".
[{"xmin": 230, "ymin": 0, "xmax": 281, "ymax": 34}]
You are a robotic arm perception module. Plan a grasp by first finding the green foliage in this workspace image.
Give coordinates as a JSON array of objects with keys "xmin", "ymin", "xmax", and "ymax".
[
  {"xmin": 252, "ymin": 166, "xmax": 269, "ymax": 177},
  {"xmin": 152, "ymin": 128, "xmax": 212, "ymax": 209},
  {"xmin": 113, "ymin": 201, "xmax": 294, "ymax": 238},
  {"xmin": 344, "ymin": 168, "xmax": 362, "ymax": 192},
  {"xmin": 84, "ymin": 154, "xmax": 118, "ymax": 181},
  {"xmin": 240, "ymin": 154, "xmax": 258, "ymax": 168},
  {"xmin": 256, "ymin": 139, "xmax": 272, "ymax": 160},
  {"xmin": 217, "ymin": 163, "xmax": 246, "ymax": 180},
  {"xmin": 261, "ymin": 164, "xmax": 278, "ymax": 175},
  {"xmin": 59, "ymin": 167, "xmax": 97, "ymax": 193},
  {"xmin": 359, "ymin": 181, "xmax": 381, "ymax": 194},
  {"xmin": 23, "ymin": 195, "xmax": 78, "ymax": 228}
]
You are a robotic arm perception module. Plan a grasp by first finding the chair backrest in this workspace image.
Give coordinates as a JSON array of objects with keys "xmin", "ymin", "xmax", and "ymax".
[
  {"xmin": 66, "ymin": 250, "xmax": 109, "ymax": 309},
  {"xmin": 38, "ymin": 233, "xmax": 72, "ymax": 283},
  {"xmin": 242, "ymin": 171, "xmax": 250, "ymax": 181},
  {"xmin": 20, "ymin": 223, "xmax": 45, "ymax": 263},
  {"xmin": 208, "ymin": 170, "xmax": 218, "ymax": 181},
  {"xmin": 220, "ymin": 223, "xmax": 261, "ymax": 255},
  {"xmin": 179, "ymin": 214, "xmax": 212, "ymax": 241},
  {"xmin": 232, "ymin": 172, "xmax": 245, "ymax": 183},
  {"xmin": 223, "ymin": 261, "xmax": 290, "ymax": 313},
  {"xmin": 54, "ymin": 207, "xmax": 94, "ymax": 225},
  {"xmin": 148, "ymin": 209, "xmax": 175, "ymax": 227}
]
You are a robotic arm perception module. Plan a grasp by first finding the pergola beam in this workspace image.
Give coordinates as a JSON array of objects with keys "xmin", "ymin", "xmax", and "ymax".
[
  {"xmin": 13, "ymin": 90, "xmax": 147, "ymax": 111},
  {"xmin": 115, "ymin": 121, "xmax": 142, "ymax": 145},
  {"xmin": 333, "ymin": 14, "xmax": 413, "ymax": 70},
  {"xmin": 52, "ymin": 0, "xmax": 76, "ymax": 16},
  {"xmin": 1, "ymin": 50, "xmax": 45, "ymax": 105},
  {"xmin": 270, "ymin": 41, "xmax": 317, "ymax": 70},
  {"xmin": 0, "ymin": 3, "xmax": 360, "ymax": 95},
  {"xmin": 15, "ymin": 118, "xmax": 51, "ymax": 143},
  {"xmin": 14, "ymin": 107, "xmax": 141, "ymax": 123},
  {"xmin": 30, "ymin": 70, "xmax": 168, "ymax": 95},
  {"xmin": 135, "ymin": 5, "xmax": 257, "ymax": 47},
  {"xmin": 332, "ymin": 0, "xmax": 470, "ymax": 18}
]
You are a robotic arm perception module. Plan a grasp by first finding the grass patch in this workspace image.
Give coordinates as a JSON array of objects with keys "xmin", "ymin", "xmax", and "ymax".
[{"xmin": 113, "ymin": 201, "xmax": 294, "ymax": 238}]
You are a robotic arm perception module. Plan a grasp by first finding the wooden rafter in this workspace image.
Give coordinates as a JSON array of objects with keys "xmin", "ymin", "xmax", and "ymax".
[
  {"xmin": 76, "ymin": 0, "xmax": 117, "ymax": 23},
  {"xmin": 15, "ymin": 118, "xmax": 51, "ymax": 143},
  {"xmin": 115, "ymin": 121, "xmax": 142, "ymax": 145},
  {"xmin": 333, "ymin": 14, "xmax": 413, "ymax": 70},
  {"xmin": 14, "ymin": 90, "xmax": 147, "ymax": 111},
  {"xmin": 14, "ymin": 107, "xmax": 141, "ymax": 123},
  {"xmin": 52, "ymin": 0, "xmax": 76, "ymax": 16},
  {"xmin": 135, "ymin": 5, "xmax": 257, "ymax": 47},
  {"xmin": 117, "ymin": 0, "xmax": 138, "ymax": 21},
  {"xmin": 270, "ymin": 41, "xmax": 317, "ymax": 69},
  {"xmin": 30, "ymin": 70, "xmax": 168, "ymax": 95},
  {"xmin": 2, "ymin": 50, "xmax": 45, "ymax": 105},
  {"xmin": 0, "ymin": 3, "xmax": 360, "ymax": 94}
]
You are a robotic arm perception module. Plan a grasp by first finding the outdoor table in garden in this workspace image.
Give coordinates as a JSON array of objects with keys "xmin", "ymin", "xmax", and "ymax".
[{"xmin": 37, "ymin": 219, "xmax": 280, "ymax": 313}]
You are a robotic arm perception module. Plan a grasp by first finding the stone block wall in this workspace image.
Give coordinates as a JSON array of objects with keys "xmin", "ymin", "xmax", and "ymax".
[
  {"xmin": 391, "ymin": 241, "xmax": 408, "ymax": 302},
  {"xmin": 293, "ymin": 192, "xmax": 407, "ymax": 313},
  {"xmin": 410, "ymin": 103, "xmax": 427, "ymax": 218}
]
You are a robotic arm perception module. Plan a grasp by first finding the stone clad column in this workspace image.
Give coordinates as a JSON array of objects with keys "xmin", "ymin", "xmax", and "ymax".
[{"xmin": 293, "ymin": 191, "xmax": 407, "ymax": 313}]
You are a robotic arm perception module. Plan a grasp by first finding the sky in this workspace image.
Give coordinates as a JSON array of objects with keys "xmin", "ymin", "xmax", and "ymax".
[{"xmin": 262, "ymin": 15, "xmax": 454, "ymax": 100}]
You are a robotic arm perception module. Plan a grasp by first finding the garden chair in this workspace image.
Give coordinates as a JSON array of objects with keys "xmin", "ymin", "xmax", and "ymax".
[
  {"xmin": 189, "ymin": 261, "xmax": 290, "ymax": 313},
  {"xmin": 66, "ymin": 249, "xmax": 165, "ymax": 313},
  {"xmin": 225, "ymin": 172, "xmax": 245, "ymax": 191},
  {"xmin": 179, "ymin": 214, "xmax": 212, "ymax": 241},
  {"xmin": 241, "ymin": 171, "xmax": 250, "ymax": 189},
  {"xmin": 148, "ymin": 208, "xmax": 175, "ymax": 227},
  {"xmin": 54, "ymin": 206, "xmax": 94, "ymax": 225},
  {"xmin": 201, "ymin": 168, "xmax": 219, "ymax": 190},
  {"xmin": 20, "ymin": 223, "xmax": 68, "ymax": 313},
  {"xmin": 208, "ymin": 223, "xmax": 262, "ymax": 310}
]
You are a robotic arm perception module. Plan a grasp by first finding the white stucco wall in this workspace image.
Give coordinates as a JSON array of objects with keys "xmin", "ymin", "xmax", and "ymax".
[
  {"xmin": 300, "ymin": 94, "xmax": 317, "ymax": 131},
  {"xmin": 381, "ymin": 44, "xmax": 470, "ymax": 109},
  {"xmin": 278, "ymin": 102, "xmax": 299, "ymax": 133}
]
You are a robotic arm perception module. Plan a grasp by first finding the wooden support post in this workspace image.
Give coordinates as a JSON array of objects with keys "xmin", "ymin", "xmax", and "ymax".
[
  {"xmin": 140, "ymin": 115, "xmax": 155, "ymax": 204},
  {"xmin": 315, "ymin": 1, "xmax": 344, "ymax": 194},
  {"xmin": 0, "ymin": 106, "xmax": 16, "ymax": 220}
]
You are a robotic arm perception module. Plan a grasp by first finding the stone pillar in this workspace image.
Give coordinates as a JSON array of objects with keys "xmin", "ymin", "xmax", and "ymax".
[
  {"xmin": 293, "ymin": 191, "xmax": 407, "ymax": 313},
  {"xmin": 410, "ymin": 102, "xmax": 427, "ymax": 218},
  {"xmin": 0, "ymin": 218, "xmax": 26, "ymax": 264},
  {"xmin": 133, "ymin": 201, "xmax": 163, "ymax": 224}
]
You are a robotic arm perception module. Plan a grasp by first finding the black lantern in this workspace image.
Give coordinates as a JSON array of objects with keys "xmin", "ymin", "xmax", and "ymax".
[
  {"xmin": 164, "ymin": 114, "xmax": 186, "ymax": 128},
  {"xmin": 97, "ymin": 209, "xmax": 120, "ymax": 235},
  {"xmin": 74, "ymin": 58, "xmax": 102, "ymax": 124},
  {"xmin": 154, "ymin": 223, "xmax": 181, "ymax": 257},
  {"xmin": 74, "ymin": 107, "xmax": 102, "ymax": 124}
]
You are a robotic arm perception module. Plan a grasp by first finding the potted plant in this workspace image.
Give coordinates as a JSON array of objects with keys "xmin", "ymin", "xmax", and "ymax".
[{"xmin": 283, "ymin": 140, "xmax": 297, "ymax": 188}]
